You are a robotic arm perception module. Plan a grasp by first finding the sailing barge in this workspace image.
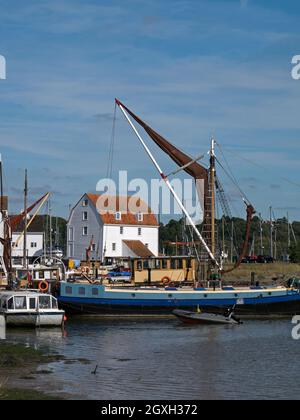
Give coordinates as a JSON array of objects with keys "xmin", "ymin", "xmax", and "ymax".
[{"xmin": 57, "ymin": 100, "xmax": 300, "ymax": 318}]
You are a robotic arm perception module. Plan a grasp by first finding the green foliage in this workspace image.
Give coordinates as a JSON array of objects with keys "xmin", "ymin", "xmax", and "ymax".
[
  {"xmin": 290, "ymin": 244, "xmax": 300, "ymax": 263},
  {"xmin": 159, "ymin": 216, "xmax": 299, "ymax": 258}
]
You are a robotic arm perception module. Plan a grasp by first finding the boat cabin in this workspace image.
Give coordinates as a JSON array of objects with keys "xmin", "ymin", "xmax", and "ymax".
[
  {"xmin": 130, "ymin": 256, "xmax": 198, "ymax": 285},
  {"xmin": 0, "ymin": 291, "xmax": 59, "ymax": 312},
  {"xmin": 0, "ymin": 291, "xmax": 64, "ymax": 327}
]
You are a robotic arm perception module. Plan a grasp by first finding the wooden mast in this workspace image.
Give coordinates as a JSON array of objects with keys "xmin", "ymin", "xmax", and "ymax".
[
  {"xmin": 23, "ymin": 169, "xmax": 28, "ymax": 269},
  {"xmin": 210, "ymin": 138, "xmax": 216, "ymax": 259}
]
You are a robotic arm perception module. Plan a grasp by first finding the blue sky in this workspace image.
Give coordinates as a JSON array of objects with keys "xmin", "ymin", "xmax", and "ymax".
[{"xmin": 0, "ymin": 0, "xmax": 300, "ymax": 221}]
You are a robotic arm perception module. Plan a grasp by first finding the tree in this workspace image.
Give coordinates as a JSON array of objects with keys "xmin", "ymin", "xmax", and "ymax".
[{"xmin": 290, "ymin": 244, "xmax": 300, "ymax": 263}]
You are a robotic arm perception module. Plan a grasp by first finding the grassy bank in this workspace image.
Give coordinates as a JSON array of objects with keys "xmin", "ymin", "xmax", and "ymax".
[
  {"xmin": 0, "ymin": 343, "xmax": 62, "ymax": 400},
  {"xmin": 222, "ymin": 262, "xmax": 300, "ymax": 285}
]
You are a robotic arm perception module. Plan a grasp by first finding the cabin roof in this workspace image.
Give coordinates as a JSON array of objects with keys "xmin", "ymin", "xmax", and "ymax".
[
  {"xmin": 0, "ymin": 291, "xmax": 52, "ymax": 298},
  {"xmin": 123, "ymin": 240, "xmax": 155, "ymax": 258}
]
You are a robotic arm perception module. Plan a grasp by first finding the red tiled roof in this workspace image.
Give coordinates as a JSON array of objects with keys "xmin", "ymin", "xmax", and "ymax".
[
  {"xmin": 87, "ymin": 194, "xmax": 159, "ymax": 226},
  {"xmin": 123, "ymin": 240, "xmax": 154, "ymax": 258}
]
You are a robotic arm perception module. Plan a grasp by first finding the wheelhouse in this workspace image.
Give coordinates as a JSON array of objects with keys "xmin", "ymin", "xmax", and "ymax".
[
  {"xmin": 130, "ymin": 256, "xmax": 201, "ymax": 285},
  {"xmin": 0, "ymin": 293, "xmax": 59, "ymax": 312}
]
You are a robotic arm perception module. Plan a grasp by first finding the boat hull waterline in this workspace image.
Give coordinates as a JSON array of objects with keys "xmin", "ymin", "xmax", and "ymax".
[
  {"xmin": 4, "ymin": 312, "xmax": 65, "ymax": 327},
  {"xmin": 58, "ymin": 283, "xmax": 300, "ymax": 318}
]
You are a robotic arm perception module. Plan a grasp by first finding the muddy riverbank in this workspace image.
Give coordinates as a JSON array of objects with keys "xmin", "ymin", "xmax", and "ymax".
[{"xmin": 0, "ymin": 342, "xmax": 63, "ymax": 400}]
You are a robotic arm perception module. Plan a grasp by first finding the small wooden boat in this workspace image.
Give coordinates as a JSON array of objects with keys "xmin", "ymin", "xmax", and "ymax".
[
  {"xmin": 0, "ymin": 291, "xmax": 65, "ymax": 327},
  {"xmin": 173, "ymin": 309, "xmax": 241, "ymax": 325}
]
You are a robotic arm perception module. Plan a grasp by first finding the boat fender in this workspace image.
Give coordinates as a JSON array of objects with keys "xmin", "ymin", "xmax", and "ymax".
[
  {"xmin": 38, "ymin": 281, "xmax": 49, "ymax": 293},
  {"xmin": 161, "ymin": 276, "xmax": 172, "ymax": 285}
]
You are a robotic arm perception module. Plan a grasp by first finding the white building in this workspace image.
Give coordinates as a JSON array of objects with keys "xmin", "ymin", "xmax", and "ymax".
[
  {"xmin": 11, "ymin": 215, "xmax": 45, "ymax": 264},
  {"xmin": 67, "ymin": 194, "xmax": 159, "ymax": 261},
  {"xmin": 12, "ymin": 233, "xmax": 44, "ymax": 259}
]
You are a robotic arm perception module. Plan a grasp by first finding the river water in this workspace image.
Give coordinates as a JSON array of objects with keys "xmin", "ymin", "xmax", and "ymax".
[{"xmin": 5, "ymin": 318, "xmax": 300, "ymax": 400}]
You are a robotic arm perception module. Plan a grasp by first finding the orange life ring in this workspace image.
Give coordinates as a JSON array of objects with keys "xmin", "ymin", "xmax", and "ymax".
[
  {"xmin": 38, "ymin": 281, "xmax": 49, "ymax": 293},
  {"xmin": 161, "ymin": 276, "xmax": 172, "ymax": 285}
]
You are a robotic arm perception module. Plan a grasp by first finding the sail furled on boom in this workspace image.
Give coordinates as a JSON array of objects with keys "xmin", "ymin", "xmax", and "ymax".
[{"xmin": 115, "ymin": 100, "xmax": 208, "ymax": 221}]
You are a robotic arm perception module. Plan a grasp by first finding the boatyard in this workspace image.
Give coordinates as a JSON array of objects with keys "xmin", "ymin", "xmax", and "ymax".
[{"xmin": 1, "ymin": 0, "xmax": 300, "ymax": 403}]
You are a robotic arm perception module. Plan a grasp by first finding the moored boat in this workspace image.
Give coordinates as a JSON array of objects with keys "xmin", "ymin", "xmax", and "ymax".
[
  {"xmin": 173, "ymin": 309, "xmax": 241, "ymax": 325},
  {"xmin": 57, "ymin": 282, "xmax": 300, "ymax": 318},
  {"xmin": 0, "ymin": 291, "xmax": 65, "ymax": 327}
]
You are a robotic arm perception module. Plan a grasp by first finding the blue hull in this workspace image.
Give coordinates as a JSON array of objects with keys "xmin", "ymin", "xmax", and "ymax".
[{"xmin": 58, "ymin": 284, "xmax": 300, "ymax": 317}]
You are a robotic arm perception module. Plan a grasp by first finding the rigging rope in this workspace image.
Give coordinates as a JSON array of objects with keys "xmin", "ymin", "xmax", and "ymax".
[{"xmin": 220, "ymin": 146, "xmax": 300, "ymax": 189}]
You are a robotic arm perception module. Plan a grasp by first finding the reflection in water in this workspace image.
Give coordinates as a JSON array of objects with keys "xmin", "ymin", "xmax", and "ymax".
[{"xmin": 5, "ymin": 318, "xmax": 300, "ymax": 400}]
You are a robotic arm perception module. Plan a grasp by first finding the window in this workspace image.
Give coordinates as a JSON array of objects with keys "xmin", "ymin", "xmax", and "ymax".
[
  {"xmin": 83, "ymin": 211, "xmax": 88, "ymax": 221},
  {"xmin": 115, "ymin": 212, "xmax": 122, "ymax": 221},
  {"xmin": 39, "ymin": 296, "xmax": 51, "ymax": 309},
  {"xmin": 91, "ymin": 244, "xmax": 96, "ymax": 252},
  {"xmin": 29, "ymin": 298, "xmax": 36, "ymax": 310},
  {"xmin": 66, "ymin": 286, "xmax": 73, "ymax": 295},
  {"xmin": 83, "ymin": 226, "xmax": 88, "ymax": 236},
  {"xmin": 83, "ymin": 199, "xmax": 88, "ymax": 207},
  {"xmin": 120, "ymin": 227, "xmax": 124, "ymax": 235},
  {"xmin": 7, "ymin": 298, "xmax": 14, "ymax": 310},
  {"xmin": 51, "ymin": 297, "xmax": 58, "ymax": 309},
  {"xmin": 138, "ymin": 228, "xmax": 142, "ymax": 236},
  {"xmin": 92, "ymin": 288, "xmax": 99, "ymax": 296},
  {"xmin": 15, "ymin": 296, "xmax": 27, "ymax": 310},
  {"xmin": 137, "ymin": 213, "xmax": 144, "ymax": 222},
  {"xmin": 69, "ymin": 244, "xmax": 74, "ymax": 258},
  {"xmin": 69, "ymin": 227, "xmax": 74, "ymax": 241},
  {"xmin": 112, "ymin": 243, "xmax": 116, "ymax": 252},
  {"xmin": 177, "ymin": 259, "xmax": 183, "ymax": 269},
  {"xmin": 79, "ymin": 287, "xmax": 86, "ymax": 296},
  {"xmin": 31, "ymin": 242, "xmax": 37, "ymax": 248}
]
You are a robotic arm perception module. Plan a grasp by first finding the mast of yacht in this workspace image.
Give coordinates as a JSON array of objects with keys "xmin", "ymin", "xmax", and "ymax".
[{"xmin": 116, "ymin": 99, "xmax": 219, "ymax": 268}]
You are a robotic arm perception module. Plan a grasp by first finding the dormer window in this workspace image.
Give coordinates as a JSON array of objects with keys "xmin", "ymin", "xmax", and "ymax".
[
  {"xmin": 137, "ymin": 213, "xmax": 143, "ymax": 222},
  {"xmin": 115, "ymin": 212, "xmax": 122, "ymax": 221}
]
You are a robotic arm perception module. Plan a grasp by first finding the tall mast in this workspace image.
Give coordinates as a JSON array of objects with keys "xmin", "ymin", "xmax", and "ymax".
[
  {"xmin": 259, "ymin": 213, "xmax": 264, "ymax": 255},
  {"xmin": 23, "ymin": 169, "xmax": 28, "ymax": 269},
  {"xmin": 270, "ymin": 206, "xmax": 273, "ymax": 259},
  {"xmin": 116, "ymin": 100, "xmax": 219, "ymax": 267},
  {"xmin": 230, "ymin": 220, "xmax": 234, "ymax": 264},
  {"xmin": 0, "ymin": 155, "xmax": 3, "ymax": 214},
  {"xmin": 49, "ymin": 197, "xmax": 52, "ymax": 257},
  {"xmin": 287, "ymin": 212, "xmax": 291, "ymax": 250},
  {"xmin": 210, "ymin": 138, "xmax": 216, "ymax": 258}
]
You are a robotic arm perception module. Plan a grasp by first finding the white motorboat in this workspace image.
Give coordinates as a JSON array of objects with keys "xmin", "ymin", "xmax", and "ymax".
[{"xmin": 0, "ymin": 291, "xmax": 65, "ymax": 327}]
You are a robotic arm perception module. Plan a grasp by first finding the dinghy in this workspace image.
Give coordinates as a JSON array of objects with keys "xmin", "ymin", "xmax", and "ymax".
[{"xmin": 173, "ymin": 308, "xmax": 241, "ymax": 325}]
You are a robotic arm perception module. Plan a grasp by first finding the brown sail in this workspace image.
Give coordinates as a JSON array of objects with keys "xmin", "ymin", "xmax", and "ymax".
[
  {"xmin": 115, "ymin": 99, "xmax": 209, "ymax": 217},
  {"xmin": 10, "ymin": 193, "xmax": 49, "ymax": 232}
]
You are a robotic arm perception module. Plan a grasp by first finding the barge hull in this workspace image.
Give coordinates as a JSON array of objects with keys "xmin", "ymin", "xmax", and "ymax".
[{"xmin": 58, "ymin": 297, "xmax": 300, "ymax": 318}]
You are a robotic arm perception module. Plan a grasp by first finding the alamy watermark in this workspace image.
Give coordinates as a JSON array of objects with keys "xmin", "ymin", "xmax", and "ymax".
[
  {"xmin": 95, "ymin": 170, "xmax": 204, "ymax": 224},
  {"xmin": 291, "ymin": 55, "xmax": 300, "ymax": 80},
  {"xmin": 0, "ymin": 55, "xmax": 6, "ymax": 80},
  {"xmin": 291, "ymin": 316, "xmax": 300, "ymax": 340}
]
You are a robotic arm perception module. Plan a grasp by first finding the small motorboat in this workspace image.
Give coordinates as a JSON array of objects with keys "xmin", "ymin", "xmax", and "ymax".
[
  {"xmin": 0, "ymin": 291, "xmax": 65, "ymax": 328},
  {"xmin": 173, "ymin": 307, "xmax": 242, "ymax": 326}
]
